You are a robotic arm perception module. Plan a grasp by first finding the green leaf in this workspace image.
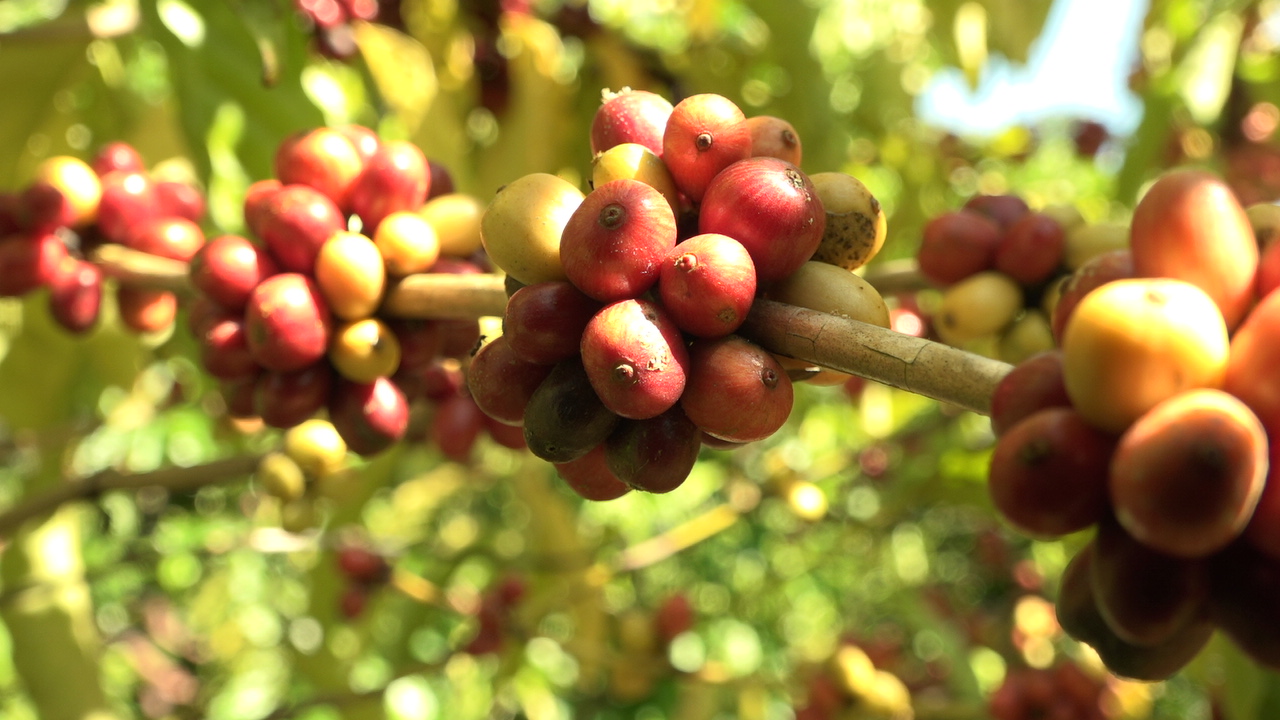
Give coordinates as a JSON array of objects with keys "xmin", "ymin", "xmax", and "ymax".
[
  {"xmin": 141, "ymin": 0, "xmax": 324, "ymax": 187},
  {"xmin": 0, "ymin": 33, "xmax": 93, "ymax": 186}
]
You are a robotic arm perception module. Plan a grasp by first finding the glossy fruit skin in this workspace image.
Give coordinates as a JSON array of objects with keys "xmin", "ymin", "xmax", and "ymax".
[
  {"xmin": 480, "ymin": 173, "xmax": 584, "ymax": 286},
  {"xmin": 283, "ymin": 418, "xmax": 348, "ymax": 478},
  {"xmin": 374, "ymin": 211, "xmax": 440, "ymax": 276},
  {"xmin": 432, "ymin": 392, "xmax": 486, "ymax": 462},
  {"xmin": 47, "ymin": 258, "xmax": 103, "ymax": 334},
  {"xmin": 190, "ymin": 235, "xmax": 279, "ymax": 311},
  {"xmin": 1061, "ymin": 278, "xmax": 1229, "ymax": 435},
  {"xmin": 96, "ymin": 171, "xmax": 159, "ymax": 243},
  {"xmin": 916, "ymin": 210, "xmax": 1002, "ymax": 286},
  {"xmin": 425, "ymin": 158, "xmax": 455, "ymax": 199},
  {"xmin": 989, "ymin": 351, "xmax": 1071, "ymax": 437},
  {"xmin": 1109, "ymin": 389, "xmax": 1268, "ymax": 558},
  {"xmin": 744, "ymin": 115, "xmax": 802, "ymax": 166},
  {"xmin": 329, "ymin": 376, "xmax": 410, "ymax": 456},
  {"xmin": 605, "ymin": 406, "xmax": 702, "ymax": 494},
  {"xmin": 336, "ymin": 124, "xmax": 381, "ymax": 163},
  {"xmin": 0, "ymin": 233, "xmax": 67, "ymax": 296},
  {"xmin": 522, "ymin": 357, "xmax": 620, "ymax": 463},
  {"xmin": 274, "ymin": 126, "xmax": 364, "ymax": 210},
  {"xmin": 1258, "ymin": 238, "xmax": 1280, "ymax": 297},
  {"xmin": 125, "ymin": 216, "xmax": 205, "ymax": 261},
  {"xmin": 483, "ymin": 415, "xmax": 527, "ymax": 450},
  {"xmin": 1208, "ymin": 541, "xmax": 1280, "ymax": 669},
  {"xmin": 931, "ymin": 270, "xmax": 1023, "ymax": 344},
  {"xmin": 590, "ymin": 88, "xmax": 673, "ymax": 157},
  {"xmin": 243, "ymin": 179, "xmax": 282, "ymax": 239},
  {"xmin": 994, "ymin": 212, "xmax": 1066, "ymax": 286},
  {"xmin": 221, "ymin": 374, "xmax": 260, "ymax": 418},
  {"xmin": 986, "ymin": 407, "xmax": 1114, "ymax": 538},
  {"xmin": 257, "ymin": 451, "xmax": 307, "ymax": 502},
  {"xmin": 661, "ymin": 93, "xmax": 751, "ymax": 202},
  {"xmin": 386, "ymin": 318, "xmax": 442, "ymax": 371},
  {"xmin": 554, "ymin": 443, "xmax": 631, "ymax": 501},
  {"xmin": 590, "ymin": 143, "xmax": 681, "ymax": 216},
  {"xmin": 20, "ymin": 180, "xmax": 80, "ymax": 234},
  {"xmin": 257, "ymin": 185, "xmax": 347, "ymax": 274},
  {"xmin": 559, "ymin": 178, "xmax": 677, "ymax": 302},
  {"xmin": 1245, "ymin": 442, "xmax": 1280, "ymax": 557},
  {"xmin": 200, "ymin": 315, "xmax": 259, "ymax": 381},
  {"xmin": 116, "ymin": 287, "xmax": 178, "ymax": 334},
  {"xmin": 154, "ymin": 181, "xmax": 206, "ymax": 223},
  {"xmin": 963, "ymin": 194, "xmax": 1029, "ymax": 230},
  {"xmin": 680, "ymin": 336, "xmax": 793, "ymax": 443},
  {"xmin": 997, "ymin": 309, "xmax": 1055, "ymax": 365},
  {"xmin": 328, "ymin": 318, "xmax": 402, "ymax": 383},
  {"xmin": 92, "ymin": 142, "xmax": 146, "ymax": 177},
  {"xmin": 1050, "ymin": 249, "xmax": 1134, "ymax": 343},
  {"xmin": 580, "ymin": 299, "xmax": 690, "ymax": 420},
  {"xmin": 467, "ymin": 335, "xmax": 552, "ymax": 426},
  {"xmin": 32, "ymin": 156, "xmax": 101, "ymax": 227},
  {"xmin": 314, "ymin": 231, "xmax": 386, "ymax": 320},
  {"xmin": 657, "ymin": 233, "xmax": 756, "ymax": 338},
  {"xmin": 1129, "ymin": 169, "xmax": 1258, "ymax": 329},
  {"xmin": 419, "ymin": 193, "xmax": 483, "ymax": 258},
  {"xmin": 244, "ymin": 273, "xmax": 333, "ymax": 372},
  {"xmin": 1225, "ymin": 288, "xmax": 1280, "ymax": 436},
  {"xmin": 1091, "ymin": 514, "xmax": 1208, "ymax": 647},
  {"xmin": 502, "ymin": 281, "xmax": 600, "ymax": 365},
  {"xmin": 254, "ymin": 363, "xmax": 334, "ymax": 429},
  {"xmin": 1057, "ymin": 542, "xmax": 1215, "ymax": 681},
  {"xmin": 348, "ymin": 140, "xmax": 430, "ymax": 233},
  {"xmin": 697, "ymin": 157, "xmax": 825, "ymax": 286}
]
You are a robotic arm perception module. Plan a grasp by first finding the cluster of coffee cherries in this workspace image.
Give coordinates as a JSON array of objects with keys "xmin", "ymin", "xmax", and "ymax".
[
  {"xmin": 254, "ymin": 417, "xmax": 357, "ymax": 531},
  {"xmin": 292, "ymin": 0, "xmax": 403, "ymax": 60},
  {"xmin": 986, "ymin": 169, "xmax": 1280, "ymax": 678},
  {"xmin": 188, "ymin": 124, "xmax": 502, "ymax": 457},
  {"xmin": 915, "ymin": 193, "xmax": 1127, "ymax": 364},
  {"xmin": 793, "ymin": 643, "xmax": 913, "ymax": 720},
  {"xmin": 988, "ymin": 661, "xmax": 1109, "ymax": 720},
  {"xmin": 0, "ymin": 143, "xmax": 206, "ymax": 335},
  {"xmin": 469, "ymin": 88, "xmax": 890, "ymax": 500}
]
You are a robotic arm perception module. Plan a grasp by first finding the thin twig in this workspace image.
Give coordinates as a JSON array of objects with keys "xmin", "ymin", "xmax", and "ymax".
[
  {"xmin": 860, "ymin": 258, "xmax": 931, "ymax": 295},
  {"xmin": 612, "ymin": 503, "xmax": 744, "ymax": 573},
  {"xmin": 0, "ymin": 455, "xmax": 262, "ymax": 538},
  {"xmin": 92, "ymin": 247, "xmax": 1009, "ymax": 411}
]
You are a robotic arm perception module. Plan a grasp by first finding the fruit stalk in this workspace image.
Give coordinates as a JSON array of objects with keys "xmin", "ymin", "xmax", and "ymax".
[
  {"xmin": 0, "ymin": 454, "xmax": 262, "ymax": 538},
  {"xmin": 859, "ymin": 257, "xmax": 930, "ymax": 294},
  {"xmin": 91, "ymin": 243, "xmax": 192, "ymax": 293},
  {"xmin": 93, "ymin": 249, "xmax": 1008, "ymax": 412},
  {"xmin": 740, "ymin": 299, "xmax": 1011, "ymax": 415},
  {"xmin": 381, "ymin": 272, "xmax": 511, "ymax": 319}
]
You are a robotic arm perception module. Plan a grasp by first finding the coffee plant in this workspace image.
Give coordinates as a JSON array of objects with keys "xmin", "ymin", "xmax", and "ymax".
[{"xmin": 0, "ymin": 1, "xmax": 1276, "ymax": 720}]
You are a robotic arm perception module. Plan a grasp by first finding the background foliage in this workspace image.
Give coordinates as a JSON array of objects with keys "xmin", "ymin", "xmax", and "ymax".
[{"xmin": 0, "ymin": 0, "xmax": 1278, "ymax": 718}]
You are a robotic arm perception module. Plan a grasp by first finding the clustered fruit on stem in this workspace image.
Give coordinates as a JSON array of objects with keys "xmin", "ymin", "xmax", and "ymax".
[
  {"xmin": 915, "ymin": 192, "xmax": 1125, "ymax": 364},
  {"xmin": 471, "ymin": 88, "xmax": 892, "ymax": 500},
  {"xmin": 0, "ymin": 143, "xmax": 208, "ymax": 335},
  {"xmin": 985, "ymin": 169, "xmax": 1280, "ymax": 679},
  {"xmin": 191, "ymin": 124, "xmax": 516, "ymax": 465}
]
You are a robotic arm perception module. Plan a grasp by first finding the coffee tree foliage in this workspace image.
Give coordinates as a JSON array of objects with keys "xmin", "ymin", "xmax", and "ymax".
[{"xmin": 0, "ymin": 0, "xmax": 1276, "ymax": 719}]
